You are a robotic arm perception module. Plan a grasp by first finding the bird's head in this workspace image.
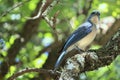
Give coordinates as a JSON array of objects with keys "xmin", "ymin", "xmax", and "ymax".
[{"xmin": 87, "ymin": 10, "xmax": 100, "ymax": 25}]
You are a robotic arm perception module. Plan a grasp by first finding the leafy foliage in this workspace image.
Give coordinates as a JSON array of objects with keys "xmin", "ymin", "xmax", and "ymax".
[{"xmin": 0, "ymin": 0, "xmax": 120, "ymax": 80}]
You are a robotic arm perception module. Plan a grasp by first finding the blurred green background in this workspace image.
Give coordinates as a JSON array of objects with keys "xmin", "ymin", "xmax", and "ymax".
[{"xmin": 0, "ymin": 0, "xmax": 120, "ymax": 80}]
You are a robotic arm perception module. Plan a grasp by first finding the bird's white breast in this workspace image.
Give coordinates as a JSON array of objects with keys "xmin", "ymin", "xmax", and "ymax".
[
  {"xmin": 67, "ymin": 25, "xmax": 97, "ymax": 52},
  {"xmin": 75, "ymin": 26, "xmax": 97, "ymax": 51}
]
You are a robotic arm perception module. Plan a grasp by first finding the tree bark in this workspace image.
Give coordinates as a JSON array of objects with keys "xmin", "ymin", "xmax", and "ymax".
[
  {"xmin": 59, "ymin": 19, "xmax": 120, "ymax": 80},
  {"xmin": 0, "ymin": 0, "xmax": 53, "ymax": 78}
]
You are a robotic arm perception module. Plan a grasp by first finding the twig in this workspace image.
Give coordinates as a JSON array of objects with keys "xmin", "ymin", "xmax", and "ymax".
[
  {"xmin": 28, "ymin": 0, "xmax": 60, "ymax": 41},
  {"xmin": 0, "ymin": 0, "xmax": 29, "ymax": 19},
  {"xmin": 26, "ymin": 0, "xmax": 46, "ymax": 20},
  {"xmin": 42, "ymin": 10, "xmax": 60, "ymax": 29},
  {"xmin": 28, "ymin": 0, "xmax": 60, "ymax": 20},
  {"xmin": 1, "ymin": 0, "xmax": 61, "ymax": 78},
  {"xmin": 8, "ymin": 68, "xmax": 60, "ymax": 80},
  {"xmin": 42, "ymin": 0, "xmax": 60, "ymax": 17},
  {"xmin": 26, "ymin": 0, "xmax": 60, "ymax": 41},
  {"xmin": 42, "ymin": 10, "xmax": 60, "ymax": 41}
]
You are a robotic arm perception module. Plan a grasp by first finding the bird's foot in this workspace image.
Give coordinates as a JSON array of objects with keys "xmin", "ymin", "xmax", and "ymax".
[{"xmin": 74, "ymin": 45, "xmax": 84, "ymax": 53}]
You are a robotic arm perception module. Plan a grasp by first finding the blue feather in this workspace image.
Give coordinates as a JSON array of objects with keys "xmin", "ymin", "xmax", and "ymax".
[
  {"xmin": 62, "ymin": 21, "xmax": 92, "ymax": 51},
  {"xmin": 54, "ymin": 21, "xmax": 93, "ymax": 70},
  {"xmin": 54, "ymin": 51, "xmax": 66, "ymax": 70}
]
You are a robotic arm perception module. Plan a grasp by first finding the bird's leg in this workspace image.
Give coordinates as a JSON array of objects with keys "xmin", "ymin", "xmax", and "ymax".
[{"xmin": 74, "ymin": 45, "xmax": 84, "ymax": 53}]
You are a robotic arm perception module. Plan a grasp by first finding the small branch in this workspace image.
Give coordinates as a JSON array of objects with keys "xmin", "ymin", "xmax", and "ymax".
[
  {"xmin": 82, "ymin": 0, "xmax": 93, "ymax": 15},
  {"xmin": 42, "ymin": 0, "xmax": 60, "ymax": 17},
  {"xmin": 28, "ymin": 0, "xmax": 60, "ymax": 20},
  {"xmin": 76, "ymin": 0, "xmax": 93, "ymax": 17},
  {"xmin": 27, "ymin": 0, "xmax": 60, "ymax": 41},
  {"xmin": 42, "ymin": 11, "xmax": 60, "ymax": 29},
  {"xmin": 0, "ymin": 0, "xmax": 29, "ymax": 19},
  {"xmin": 41, "ymin": 0, "xmax": 60, "ymax": 41},
  {"xmin": 1, "ymin": 0, "xmax": 61, "ymax": 78},
  {"xmin": 51, "ymin": 11, "xmax": 60, "ymax": 41},
  {"xmin": 26, "ymin": 0, "xmax": 47, "ymax": 20},
  {"xmin": 42, "ymin": 10, "xmax": 60, "ymax": 41},
  {"xmin": 8, "ymin": 68, "xmax": 60, "ymax": 80},
  {"xmin": 52, "ymin": 10, "xmax": 60, "ymax": 29}
]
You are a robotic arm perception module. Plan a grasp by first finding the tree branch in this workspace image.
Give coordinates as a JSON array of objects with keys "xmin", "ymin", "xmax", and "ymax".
[
  {"xmin": 7, "ymin": 20, "xmax": 120, "ymax": 80},
  {"xmin": 42, "ymin": 10, "xmax": 60, "ymax": 41},
  {"xmin": 0, "ymin": 0, "xmax": 54, "ymax": 77},
  {"xmin": 8, "ymin": 68, "xmax": 60, "ymax": 80},
  {"xmin": 96, "ymin": 19, "xmax": 120, "ymax": 45},
  {"xmin": 0, "ymin": 0, "xmax": 29, "ymax": 19},
  {"xmin": 59, "ymin": 22, "xmax": 120, "ymax": 80}
]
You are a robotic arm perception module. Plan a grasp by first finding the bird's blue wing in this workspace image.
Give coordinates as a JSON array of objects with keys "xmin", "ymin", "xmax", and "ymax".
[
  {"xmin": 62, "ymin": 21, "xmax": 92, "ymax": 51},
  {"xmin": 54, "ymin": 22, "xmax": 93, "ymax": 70}
]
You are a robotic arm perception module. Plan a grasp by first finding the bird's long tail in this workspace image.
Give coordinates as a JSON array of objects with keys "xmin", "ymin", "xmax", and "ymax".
[{"xmin": 54, "ymin": 51, "xmax": 66, "ymax": 71}]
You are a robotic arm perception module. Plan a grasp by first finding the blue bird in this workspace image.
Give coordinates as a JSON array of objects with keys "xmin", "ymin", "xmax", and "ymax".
[{"xmin": 54, "ymin": 10, "xmax": 100, "ymax": 71}]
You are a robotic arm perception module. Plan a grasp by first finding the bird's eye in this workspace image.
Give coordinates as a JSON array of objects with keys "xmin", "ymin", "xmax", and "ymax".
[
  {"xmin": 91, "ymin": 12, "xmax": 95, "ymax": 15},
  {"xmin": 97, "ymin": 12, "xmax": 100, "ymax": 15},
  {"xmin": 91, "ymin": 11, "xmax": 100, "ymax": 16}
]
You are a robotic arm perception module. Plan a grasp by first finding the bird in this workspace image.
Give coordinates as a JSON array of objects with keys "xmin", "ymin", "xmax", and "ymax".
[{"xmin": 54, "ymin": 10, "xmax": 100, "ymax": 71}]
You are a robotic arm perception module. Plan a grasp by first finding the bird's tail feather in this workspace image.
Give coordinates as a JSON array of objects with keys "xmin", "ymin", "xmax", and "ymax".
[{"xmin": 54, "ymin": 51, "xmax": 66, "ymax": 71}]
